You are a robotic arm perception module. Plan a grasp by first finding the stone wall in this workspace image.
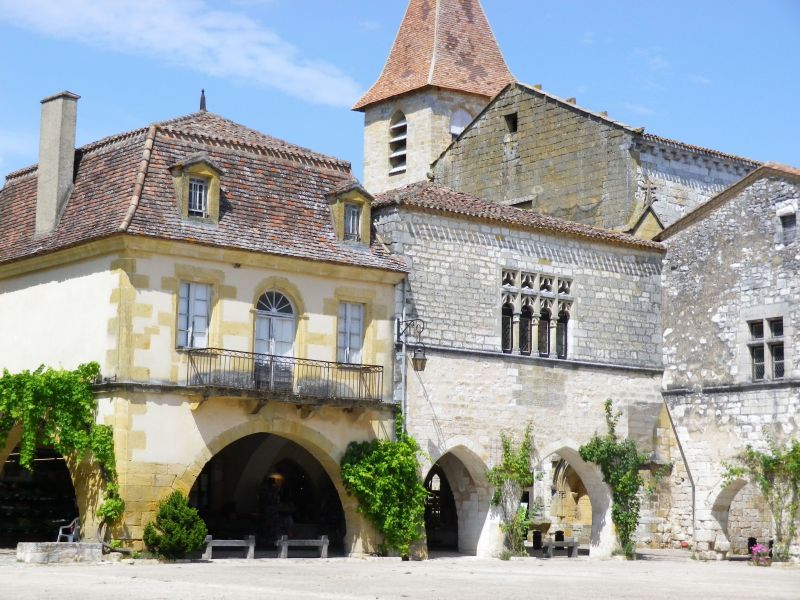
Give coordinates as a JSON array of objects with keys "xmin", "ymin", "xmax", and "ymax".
[
  {"xmin": 430, "ymin": 84, "xmax": 757, "ymax": 233},
  {"xmin": 432, "ymin": 85, "xmax": 640, "ymax": 230}
]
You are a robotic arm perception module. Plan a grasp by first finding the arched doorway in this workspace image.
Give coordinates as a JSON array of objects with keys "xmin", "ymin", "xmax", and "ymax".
[
  {"xmin": 0, "ymin": 446, "xmax": 78, "ymax": 547},
  {"xmin": 424, "ymin": 464, "xmax": 458, "ymax": 550},
  {"xmin": 189, "ymin": 433, "xmax": 345, "ymax": 554},
  {"xmin": 535, "ymin": 442, "xmax": 613, "ymax": 557},
  {"xmin": 709, "ymin": 477, "xmax": 772, "ymax": 557}
]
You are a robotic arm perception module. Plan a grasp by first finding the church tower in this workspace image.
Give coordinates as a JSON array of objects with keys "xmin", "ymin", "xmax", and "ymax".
[{"xmin": 354, "ymin": 0, "xmax": 514, "ymax": 195}]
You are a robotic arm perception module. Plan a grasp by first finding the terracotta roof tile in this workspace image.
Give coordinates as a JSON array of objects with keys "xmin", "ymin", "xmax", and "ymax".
[
  {"xmin": 0, "ymin": 113, "xmax": 406, "ymax": 273},
  {"xmin": 373, "ymin": 182, "xmax": 664, "ymax": 252},
  {"xmin": 353, "ymin": 0, "xmax": 514, "ymax": 110}
]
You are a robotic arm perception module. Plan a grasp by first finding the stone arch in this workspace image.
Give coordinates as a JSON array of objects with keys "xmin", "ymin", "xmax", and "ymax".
[
  {"xmin": 250, "ymin": 276, "xmax": 307, "ymax": 359},
  {"xmin": 537, "ymin": 439, "xmax": 614, "ymax": 557},
  {"xmin": 422, "ymin": 437, "xmax": 497, "ymax": 556},
  {"xmin": 173, "ymin": 417, "xmax": 377, "ymax": 555},
  {"xmin": 701, "ymin": 477, "xmax": 750, "ymax": 557}
]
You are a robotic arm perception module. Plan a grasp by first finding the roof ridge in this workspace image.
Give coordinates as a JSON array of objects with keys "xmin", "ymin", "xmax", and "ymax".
[
  {"xmin": 374, "ymin": 182, "xmax": 664, "ymax": 251},
  {"xmin": 158, "ymin": 126, "xmax": 351, "ymax": 173},
  {"xmin": 427, "ymin": 0, "xmax": 441, "ymax": 85}
]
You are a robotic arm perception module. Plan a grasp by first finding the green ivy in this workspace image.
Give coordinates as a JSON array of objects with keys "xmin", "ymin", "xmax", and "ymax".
[
  {"xmin": 487, "ymin": 423, "xmax": 538, "ymax": 556},
  {"xmin": 724, "ymin": 435, "xmax": 800, "ymax": 561},
  {"xmin": 579, "ymin": 400, "xmax": 647, "ymax": 559},
  {"xmin": 340, "ymin": 415, "xmax": 427, "ymax": 557},
  {"xmin": 0, "ymin": 362, "xmax": 124, "ymax": 525}
]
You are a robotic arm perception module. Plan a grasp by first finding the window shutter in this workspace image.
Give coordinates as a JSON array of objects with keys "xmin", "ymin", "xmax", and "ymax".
[
  {"xmin": 349, "ymin": 304, "xmax": 364, "ymax": 364},
  {"xmin": 178, "ymin": 283, "xmax": 190, "ymax": 347},
  {"xmin": 190, "ymin": 284, "xmax": 210, "ymax": 348},
  {"xmin": 337, "ymin": 303, "xmax": 348, "ymax": 363}
]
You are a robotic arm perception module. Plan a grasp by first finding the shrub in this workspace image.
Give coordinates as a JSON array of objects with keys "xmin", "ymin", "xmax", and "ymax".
[
  {"xmin": 340, "ymin": 415, "xmax": 427, "ymax": 557},
  {"xmin": 143, "ymin": 492, "xmax": 208, "ymax": 560}
]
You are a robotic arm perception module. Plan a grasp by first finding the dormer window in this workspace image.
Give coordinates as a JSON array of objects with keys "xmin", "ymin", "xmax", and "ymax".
[
  {"xmin": 389, "ymin": 111, "xmax": 407, "ymax": 175},
  {"xmin": 188, "ymin": 178, "xmax": 209, "ymax": 217},
  {"xmin": 344, "ymin": 203, "xmax": 361, "ymax": 241},
  {"xmin": 169, "ymin": 153, "xmax": 223, "ymax": 224}
]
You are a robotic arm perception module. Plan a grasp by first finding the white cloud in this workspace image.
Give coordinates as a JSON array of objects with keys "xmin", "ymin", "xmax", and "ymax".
[
  {"xmin": 359, "ymin": 20, "xmax": 381, "ymax": 31},
  {"xmin": 692, "ymin": 75, "xmax": 713, "ymax": 86},
  {"xmin": 0, "ymin": 0, "xmax": 363, "ymax": 108},
  {"xmin": 581, "ymin": 32, "xmax": 594, "ymax": 45},
  {"xmin": 622, "ymin": 102, "xmax": 656, "ymax": 117}
]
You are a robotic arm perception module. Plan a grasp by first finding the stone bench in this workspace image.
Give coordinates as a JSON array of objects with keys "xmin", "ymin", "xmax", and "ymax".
[
  {"xmin": 275, "ymin": 534, "xmax": 328, "ymax": 559},
  {"xmin": 202, "ymin": 535, "xmax": 255, "ymax": 560},
  {"xmin": 541, "ymin": 539, "xmax": 578, "ymax": 558}
]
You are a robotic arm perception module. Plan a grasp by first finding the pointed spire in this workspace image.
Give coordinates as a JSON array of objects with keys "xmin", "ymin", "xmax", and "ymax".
[
  {"xmin": 199, "ymin": 89, "xmax": 207, "ymax": 113},
  {"xmin": 353, "ymin": 0, "xmax": 514, "ymax": 111}
]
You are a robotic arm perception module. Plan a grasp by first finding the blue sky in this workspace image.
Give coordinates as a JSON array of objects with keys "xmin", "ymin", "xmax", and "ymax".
[{"xmin": 1, "ymin": 0, "xmax": 799, "ymax": 182}]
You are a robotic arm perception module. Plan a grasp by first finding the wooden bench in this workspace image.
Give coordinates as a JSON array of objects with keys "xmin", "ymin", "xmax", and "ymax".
[
  {"xmin": 202, "ymin": 535, "xmax": 255, "ymax": 559},
  {"xmin": 542, "ymin": 539, "xmax": 578, "ymax": 558},
  {"xmin": 275, "ymin": 534, "xmax": 329, "ymax": 559}
]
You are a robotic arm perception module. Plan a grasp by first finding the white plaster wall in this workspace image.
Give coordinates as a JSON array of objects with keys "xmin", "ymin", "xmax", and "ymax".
[{"xmin": 0, "ymin": 255, "xmax": 118, "ymax": 373}]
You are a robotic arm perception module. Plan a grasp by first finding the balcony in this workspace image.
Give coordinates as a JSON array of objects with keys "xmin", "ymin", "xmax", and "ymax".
[{"xmin": 185, "ymin": 348, "xmax": 384, "ymax": 404}]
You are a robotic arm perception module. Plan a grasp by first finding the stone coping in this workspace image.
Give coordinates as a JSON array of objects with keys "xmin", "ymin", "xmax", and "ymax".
[
  {"xmin": 17, "ymin": 542, "xmax": 103, "ymax": 564},
  {"xmin": 663, "ymin": 378, "xmax": 800, "ymax": 396}
]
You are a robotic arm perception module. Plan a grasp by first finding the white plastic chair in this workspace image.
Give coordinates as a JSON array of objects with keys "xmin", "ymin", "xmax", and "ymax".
[{"xmin": 56, "ymin": 518, "xmax": 80, "ymax": 542}]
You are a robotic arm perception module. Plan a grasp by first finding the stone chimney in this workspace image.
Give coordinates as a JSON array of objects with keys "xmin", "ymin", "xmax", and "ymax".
[{"xmin": 36, "ymin": 91, "xmax": 80, "ymax": 235}]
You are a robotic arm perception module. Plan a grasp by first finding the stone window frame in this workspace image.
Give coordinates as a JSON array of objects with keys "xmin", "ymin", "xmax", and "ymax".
[
  {"xmin": 776, "ymin": 203, "xmax": 797, "ymax": 246},
  {"xmin": 388, "ymin": 111, "xmax": 408, "ymax": 176},
  {"xmin": 169, "ymin": 154, "xmax": 223, "ymax": 224},
  {"xmin": 739, "ymin": 304, "xmax": 791, "ymax": 383},
  {"xmin": 501, "ymin": 268, "xmax": 573, "ymax": 358}
]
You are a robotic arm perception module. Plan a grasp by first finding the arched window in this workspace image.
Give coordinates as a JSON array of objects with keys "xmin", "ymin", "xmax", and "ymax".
[
  {"xmin": 519, "ymin": 304, "xmax": 534, "ymax": 356},
  {"xmin": 254, "ymin": 292, "xmax": 295, "ymax": 357},
  {"xmin": 556, "ymin": 310, "xmax": 569, "ymax": 359},
  {"xmin": 389, "ymin": 111, "xmax": 407, "ymax": 175},
  {"xmin": 254, "ymin": 291, "xmax": 296, "ymax": 391},
  {"xmin": 450, "ymin": 108, "xmax": 473, "ymax": 141},
  {"xmin": 501, "ymin": 302, "xmax": 514, "ymax": 354},
  {"xmin": 538, "ymin": 308, "xmax": 551, "ymax": 358}
]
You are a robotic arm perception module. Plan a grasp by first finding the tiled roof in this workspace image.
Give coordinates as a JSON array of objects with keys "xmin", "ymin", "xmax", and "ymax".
[
  {"xmin": 353, "ymin": 0, "xmax": 515, "ymax": 111},
  {"xmin": 373, "ymin": 182, "xmax": 665, "ymax": 252},
  {"xmin": 0, "ymin": 112, "xmax": 406, "ymax": 272},
  {"xmin": 657, "ymin": 162, "xmax": 800, "ymax": 241}
]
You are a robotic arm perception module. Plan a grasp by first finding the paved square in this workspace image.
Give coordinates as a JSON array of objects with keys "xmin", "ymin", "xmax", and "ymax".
[{"xmin": 2, "ymin": 550, "xmax": 798, "ymax": 600}]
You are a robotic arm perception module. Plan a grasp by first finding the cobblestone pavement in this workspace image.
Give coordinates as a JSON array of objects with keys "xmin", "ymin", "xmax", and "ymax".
[{"xmin": 0, "ymin": 549, "xmax": 798, "ymax": 600}]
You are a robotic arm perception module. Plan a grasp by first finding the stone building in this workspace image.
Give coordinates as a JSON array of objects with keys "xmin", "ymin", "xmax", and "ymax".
[
  {"xmin": 658, "ymin": 163, "xmax": 800, "ymax": 558},
  {"xmin": 431, "ymin": 83, "xmax": 760, "ymax": 235},
  {"xmin": 0, "ymin": 92, "xmax": 406, "ymax": 553},
  {"xmin": 373, "ymin": 182, "xmax": 666, "ymax": 556}
]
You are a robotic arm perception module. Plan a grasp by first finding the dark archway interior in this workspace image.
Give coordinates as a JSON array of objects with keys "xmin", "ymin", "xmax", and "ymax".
[
  {"xmin": 189, "ymin": 433, "xmax": 345, "ymax": 553},
  {"xmin": 425, "ymin": 464, "xmax": 458, "ymax": 550},
  {"xmin": 0, "ymin": 447, "xmax": 77, "ymax": 547}
]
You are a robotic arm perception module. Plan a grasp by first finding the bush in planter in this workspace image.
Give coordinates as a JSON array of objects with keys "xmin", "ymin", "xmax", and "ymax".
[{"xmin": 143, "ymin": 492, "xmax": 208, "ymax": 559}]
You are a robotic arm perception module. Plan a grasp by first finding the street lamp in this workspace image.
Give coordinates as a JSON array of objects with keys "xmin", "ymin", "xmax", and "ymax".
[{"xmin": 397, "ymin": 318, "xmax": 427, "ymax": 372}]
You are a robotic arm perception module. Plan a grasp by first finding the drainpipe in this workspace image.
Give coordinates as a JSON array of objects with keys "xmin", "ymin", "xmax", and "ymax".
[
  {"xmin": 662, "ymin": 395, "xmax": 696, "ymax": 552},
  {"xmin": 399, "ymin": 278, "xmax": 408, "ymax": 435}
]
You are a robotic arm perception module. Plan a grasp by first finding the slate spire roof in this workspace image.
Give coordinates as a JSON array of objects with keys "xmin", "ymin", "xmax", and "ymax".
[
  {"xmin": 353, "ymin": 0, "xmax": 515, "ymax": 111},
  {"xmin": 0, "ymin": 111, "xmax": 406, "ymax": 272}
]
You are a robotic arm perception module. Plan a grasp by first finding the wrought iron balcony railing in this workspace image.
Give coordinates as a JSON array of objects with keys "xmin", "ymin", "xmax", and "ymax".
[{"xmin": 186, "ymin": 348, "xmax": 384, "ymax": 403}]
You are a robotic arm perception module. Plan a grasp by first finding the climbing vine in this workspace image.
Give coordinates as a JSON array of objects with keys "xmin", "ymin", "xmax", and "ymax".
[
  {"xmin": 340, "ymin": 415, "xmax": 427, "ymax": 557},
  {"xmin": 0, "ymin": 362, "xmax": 124, "ymax": 524},
  {"xmin": 579, "ymin": 400, "xmax": 647, "ymax": 559},
  {"xmin": 723, "ymin": 434, "xmax": 800, "ymax": 561},
  {"xmin": 487, "ymin": 423, "xmax": 537, "ymax": 556}
]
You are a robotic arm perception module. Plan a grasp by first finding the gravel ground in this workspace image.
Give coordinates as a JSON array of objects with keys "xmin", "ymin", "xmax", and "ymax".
[{"xmin": 0, "ymin": 549, "xmax": 798, "ymax": 600}]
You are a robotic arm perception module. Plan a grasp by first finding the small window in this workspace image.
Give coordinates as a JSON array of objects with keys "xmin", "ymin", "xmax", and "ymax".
[
  {"xmin": 389, "ymin": 112, "xmax": 407, "ymax": 176},
  {"xmin": 501, "ymin": 303, "xmax": 514, "ymax": 354},
  {"xmin": 344, "ymin": 204, "xmax": 361, "ymax": 241},
  {"xmin": 749, "ymin": 321, "xmax": 764, "ymax": 340},
  {"xmin": 178, "ymin": 282, "xmax": 210, "ymax": 348},
  {"xmin": 556, "ymin": 311, "xmax": 569, "ymax": 359},
  {"xmin": 781, "ymin": 213, "xmax": 796, "ymax": 245},
  {"xmin": 771, "ymin": 343, "xmax": 785, "ymax": 379},
  {"xmin": 519, "ymin": 305, "xmax": 533, "ymax": 356},
  {"xmin": 338, "ymin": 302, "xmax": 364, "ymax": 364},
  {"xmin": 188, "ymin": 178, "xmax": 209, "ymax": 217},
  {"xmin": 751, "ymin": 345, "xmax": 765, "ymax": 381},
  {"xmin": 538, "ymin": 309, "xmax": 551, "ymax": 358},
  {"xmin": 504, "ymin": 113, "xmax": 518, "ymax": 133},
  {"xmin": 769, "ymin": 318, "xmax": 784, "ymax": 338}
]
